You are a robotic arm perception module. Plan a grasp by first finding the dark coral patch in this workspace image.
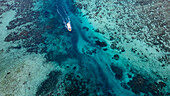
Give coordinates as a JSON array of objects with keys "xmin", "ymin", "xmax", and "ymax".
[
  {"xmin": 127, "ymin": 74, "xmax": 149, "ymax": 94},
  {"xmin": 36, "ymin": 71, "xmax": 62, "ymax": 96},
  {"xmin": 62, "ymin": 73, "xmax": 90, "ymax": 96},
  {"xmin": 110, "ymin": 65, "xmax": 123, "ymax": 80},
  {"xmin": 45, "ymin": 51, "xmax": 68, "ymax": 63},
  {"xmin": 95, "ymin": 40, "xmax": 107, "ymax": 47},
  {"xmin": 110, "ymin": 43, "xmax": 117, "ymax": 49},
  {"xmin": 112, "ymin": 54, "xmax": 119, "ymax": 60},
  {"xmin": 4, "ymin": 31, "xmax": 31, "ymax": 42},
  {"xmin": 157, "ymin": 81, "xmax": 166, "ymax": 88},
  {"xmin": 7, "ymin": 11, "xmax": 40, "ymax": 30},
  {"xmin": 103, "ymin": 48, "xmax": 107, "ymax": 51},
  {"xmin": 26, "ymin": 47, "xmax": 39, "ymax": 53},
  {"xmin": 94, "ymin": 29, "xmax": 99, "ymax": 32},
  {"xmin": 82, "ymin": 26, "xmax": 89, "ymax": 31},
  {"xmin": 127, "ymin": 74, "xmax": 166, "ymax": 95}
]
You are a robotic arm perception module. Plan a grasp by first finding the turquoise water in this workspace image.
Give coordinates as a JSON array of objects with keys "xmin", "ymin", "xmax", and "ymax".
[
  {"xmin": 0, "ymin": 0, "xmax": 169, "ymax": 96},
  {"xmin": 37, "ymin": 0, "xmax": 131, "ymax": 95}
]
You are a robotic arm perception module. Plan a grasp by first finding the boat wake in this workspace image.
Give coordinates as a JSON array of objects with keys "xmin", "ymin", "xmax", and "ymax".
[{"xmin": 56, "ymin": 4, "xmax": 72, "ymax": 31}]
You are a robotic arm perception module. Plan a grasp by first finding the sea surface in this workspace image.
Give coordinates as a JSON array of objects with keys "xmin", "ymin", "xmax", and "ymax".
[{"xmin": 0, "ymin": 0, "xmax": 169, "ymax": 96}]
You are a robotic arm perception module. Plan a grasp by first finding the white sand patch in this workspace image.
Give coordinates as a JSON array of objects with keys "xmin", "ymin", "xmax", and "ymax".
[
  {"xmin": 0, "ymin": 53, "xmax": 57, "ymax": 96},
  {"xmin": 0, "ymin": 10, "xmax": 16, "ymax": 49}
]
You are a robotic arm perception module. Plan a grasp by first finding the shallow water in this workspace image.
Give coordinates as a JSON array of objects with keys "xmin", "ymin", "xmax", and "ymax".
[{"xmin": 0, "ymin": 0, "xmax": 169, "ymax": 96}]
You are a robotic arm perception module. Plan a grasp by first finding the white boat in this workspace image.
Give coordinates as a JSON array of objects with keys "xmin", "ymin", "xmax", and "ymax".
[{"xmin": 66, "ymin": 21, "xmax": 72, "ymax": 31}]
